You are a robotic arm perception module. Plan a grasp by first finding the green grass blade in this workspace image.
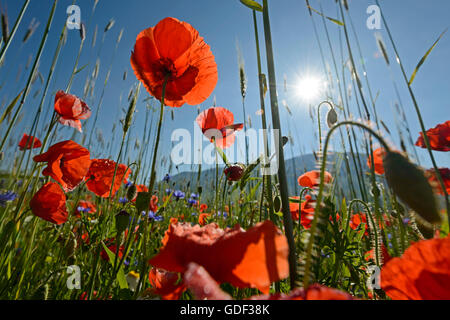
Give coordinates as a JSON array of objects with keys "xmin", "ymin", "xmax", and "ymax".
[
  {"xmin": 409, "ymin": 29, "xmax": 447, "ymax": 85},
  {"xmin": 0, "ymin": 89, "xmax": 23, "ymax": 125}
]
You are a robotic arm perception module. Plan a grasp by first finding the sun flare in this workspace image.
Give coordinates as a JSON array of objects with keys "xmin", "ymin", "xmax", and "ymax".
[{"xmin": 295, "ymin": 76, "xmax": 325, "ymax": 102}]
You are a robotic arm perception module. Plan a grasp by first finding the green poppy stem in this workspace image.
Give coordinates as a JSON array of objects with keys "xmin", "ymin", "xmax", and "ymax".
[
  {"xmin": 147, "ymin": 74, "xmax": 169, "ymax": 193},
  {"xmin": 303, "ymin": 121, "xmax": 390, "ymax": 288},
  {"xmin": 262, "ymin": 0, "xmax": 297, "ymax": 289}
]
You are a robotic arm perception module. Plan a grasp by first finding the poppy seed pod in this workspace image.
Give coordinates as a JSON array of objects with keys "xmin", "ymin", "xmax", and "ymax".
[
  {"xmin": 224, "ymin": 163, "xmax": 246, "ymax": 181},
  {"xmin": 383, "ymin": 151, "xmax": 441, "ymax": 224},
  {"xmin": 115, "ymin": 210, "xmax": 130, "ymax": 235},
  {"xmin": 127, "ymin": 184, "xmax": 137, "ymax": 202},
  {"xmin": 326, "ymin": 108, "xmax": 338, "ymax": 128}
]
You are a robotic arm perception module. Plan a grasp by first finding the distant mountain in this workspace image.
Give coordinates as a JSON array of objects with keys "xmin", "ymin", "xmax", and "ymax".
[{"xmin": 163, "ymin": 153, "xmax": 370, "ymax": 199}]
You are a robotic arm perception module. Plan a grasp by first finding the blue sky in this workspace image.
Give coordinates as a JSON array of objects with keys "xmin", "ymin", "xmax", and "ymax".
[{"xmin": 1, "ymin": 0, "xmax": 449, "ymax": 178}]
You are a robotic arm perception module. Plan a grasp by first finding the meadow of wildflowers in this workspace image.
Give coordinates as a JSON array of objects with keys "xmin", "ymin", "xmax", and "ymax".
[{"xmin": 0, "ymin": 0, "xmax": 449, "ymax": 302}]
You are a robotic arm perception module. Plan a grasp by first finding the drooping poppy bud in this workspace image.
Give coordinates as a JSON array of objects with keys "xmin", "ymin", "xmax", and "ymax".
[
  {"xmin": 383, "ymin": 151, "xmax": 441, "ymax": 224},
  {"xmin": 326, "ymin": 108, "xmax": 338, "ymax": 128},
  {"xmin": 224, "ymin": 163, "xmax": 245, "ymax": 181},
  {"xmin": 126, "ymin": 184, "xmax": 137, "ymax": 202}
]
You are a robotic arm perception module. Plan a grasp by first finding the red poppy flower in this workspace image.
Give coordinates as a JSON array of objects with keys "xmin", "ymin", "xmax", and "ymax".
[
  {"xmin": 148, "ymin": 267, "xmax": 186, "ymax": 300},
  {"xmin": 74, "ymin": 200, "xmax": 97, "ymax": 218},
  {"xmin": 30, "ymin": 182, "xmax": 68, "ymax": 225},
  {"xmin": 289, "ymin": 195, "xmax": 315, "ymax": 229},
  {"xmin": 18, "ymin": 134, "xmax": 42, "ymax": 150},
  {"xmin": 415, "ymin": 120, "xmax": 450, "ymax": 152},
  {"xmin": 425, "ymin": 168, "xmax": 450, "ymax": 196},
  {"xmin": 365, "ymin": 244, "xmax": 392, "ymax": 265},
  {"xmin": 149, "ymin": 195, "xmax": 159, "ymax": 213},
  {"xmin": 199, "ymin": 204, "xmax": 208, "ymax": 213},
  {"xmin": 184, "ymin": 263, "xmax": 232, "ymax": 300},
  {"xmin": 224, "ymin": 163, "xmax": 246, "ymax": 181},
  {"xmin": 54, "ymin": 90, "xmax": 91, "ymax": 132},
  {"xmin": 86, "ymin": 159, "xmax": 131, "ymax": 198},
  {"xmin": 33, "ymin": 140, "xmax": 90, "ymax": 192},
  {"xmin": 381, "ymin": 237, "xmax": 450, "ymax": 300},
  {"xmin": 367, "ymin": 148, "xmax": 386, "ymax": 175},
  {"xmin": 298, "ymin": 170, "xmax": 332, "ymax": 188},
  {"xmin": 184, "ymin": 263, "xmax": 355, "ymax": 300},
  {"xmin": 196, "ymin": 107, "xmax": 243, "ymax": 149},
  {"xmin": 170, "ymin": 218, "xmax": 178, "ymax": 225},
  {"xmin": 349, "ymin": 213, "xmax": 369, "ymax": 236},
  {"xmin": 131, "ymin": 17, "xmax": 218, "ymax": 108},
  {"xmin": 100, "ymin": 238, "xmax": 124, "ymax": 262},
  {"xmin": 148, "ymin": 220, "xmax": 289, "ymax": 293},
  {"xmin": 198, "ymin": 213, "xmax": 210, "ymax": 226}
]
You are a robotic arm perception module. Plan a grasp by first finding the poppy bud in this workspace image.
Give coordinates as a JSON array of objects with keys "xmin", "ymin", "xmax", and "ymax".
[
  {"xmin": 224, "ymin": 163, "xmax": 245, "ymax": 181},
  {"xmin": 197, "ymin": 186, "xmax": 203, "ymax": 195},
  {"xmin": 127, "ymin": 184, "xmax": 137, "ymax": 201},
  {"xmin": 273, "ymin": 196, "xmax": 281, "ymax": 213},
  {"xmin": 79, "ymin": 22, "xmax": 86, "ymax": 41},
  {"xmin": 326, "ymin": 108, "xmax": 338, "ymax": 128},
  {"xmin": 383, "ymin": 151, "xmax": 441, "ymax": 224},
  {"xmin": 115, "ymin": 210, "xmax": 130, "ymax": 235}
]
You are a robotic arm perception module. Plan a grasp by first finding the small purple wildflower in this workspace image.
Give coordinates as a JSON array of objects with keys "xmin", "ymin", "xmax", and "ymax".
[
  {"xmin": 187, "ymin": 198, "xmax": 197, "ymax": 206},
  {"xmin": 173, "ymin": 190, "xmax": 185, "ymax": 200},
  {"xmin": 0, "ymin": 191, "xmax": 18, "ymax": 207},
  {"xmin": 119, "ymin": 197, "xmax": 129, "ymax": 204},
  {"xmin": 163, "ymin": 174, "xmax": 171, "ymax": 183}
]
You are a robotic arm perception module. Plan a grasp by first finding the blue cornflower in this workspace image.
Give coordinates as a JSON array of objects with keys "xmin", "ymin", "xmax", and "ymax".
[
  {"xmin": 190, "ymin": 193, "xmax": 199, "ymax": 200},
  {"xmin": 217, "ymin": 211, "xmax": 228, "ymax": 219},
  {"xmin": 191, "ymin": 212, "xmax": 197, "ymax": 216},
  {"xmin": 163, "ymin": 174, "xmax": 171, "ymax": 183},
  {"xmin": 146, "ymin": 211, "xmax": 164, "ymax": 221},
  {"xmin": 0, "ymin": 191, "xmax": 18, "ymax": 207},
  {"xmin": 165, "ymin": 188, "xmax": 173, "ymax": 195},
  {"xmin": 77, "ymin": 206, "xmax": 91, "ymax": 214},
  {"xmin": 119, "ymin": 197, "xmax": 129, "ymax": 204},
  {"xmin": 187, "ymin": 198, "xmax": 197, "ymax": 206},
  {"xmin": 125, "ymin": 181, "xmax": 133, "ymax": 188},
  {"xmin": 173, "ymin": 190, "xmax": 185, "ymax": 200}
]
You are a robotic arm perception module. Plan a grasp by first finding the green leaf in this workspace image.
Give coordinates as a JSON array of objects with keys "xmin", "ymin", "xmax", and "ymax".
[
  {"xmin": 101, "ymin": 242, "xmax": 129, "ymax": 289},
  {"xmin": 240, "ymin": 156, "xmax": 261, "ymax": 190},
  {"xmin": 239, "ymin": 0, "xmax": 263, "ymax": 12},
  {"xmin": 214, "ymin": 144, "xmax": 228, "ymax": 165},
  {"xmin": 74, "ymin": 63, "xmax": 89, "ymax": 75},
  {"xmin": 135, "ymin": 192, "xmax": 151, "ymax": 213},
  {"xmin": 0, "ymin": 89, "xmax": 24, "ymax": 125},
  {"xmin": 409, "ymin": 29, "xmax": 447, "ymax": 85},
  {"xmin": 307, "ymin": 5, "xmax": 344, "ymax": 26}
]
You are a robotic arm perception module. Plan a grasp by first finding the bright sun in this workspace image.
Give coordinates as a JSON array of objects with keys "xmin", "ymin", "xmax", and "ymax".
[{"xmin": 295, "ymin": 76, "xmax": 324, "ymax": 102}]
